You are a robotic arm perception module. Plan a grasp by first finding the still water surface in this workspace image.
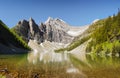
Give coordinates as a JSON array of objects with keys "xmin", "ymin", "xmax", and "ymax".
[{"xmin": 0, "ymin": 51, "xmax": 120, "ymax": 78}]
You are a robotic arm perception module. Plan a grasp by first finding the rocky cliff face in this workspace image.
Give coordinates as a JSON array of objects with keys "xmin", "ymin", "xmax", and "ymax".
[
  {"xmin": 29, "ymin": 18, "xmax": 41, "ymax": 42},
  {"xmin": 13, "ymin": 19, "xmax": 29, "ymax": 43},
  {"xmin": 42, "ymin": 17, "xmax": 73, "ymax": 43},
  {"xmin": 13, "ymin": 18, "xmax": 40, "ymax": 43},
  {"xmin": 13, "ymin": 17, "xmax": 73, "ymax": 44}
]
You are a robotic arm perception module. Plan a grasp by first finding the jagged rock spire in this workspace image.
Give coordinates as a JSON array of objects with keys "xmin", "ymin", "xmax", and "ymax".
[
  {"xmin": 45, "ymin": 17, "xmax": 54, "ymax": 24},
  {"xmin": 13, "ymin": 17, "xmax": 73, "ymax": 44}
]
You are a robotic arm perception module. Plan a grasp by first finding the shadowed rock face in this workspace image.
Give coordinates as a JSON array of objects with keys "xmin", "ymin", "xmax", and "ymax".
[
  {"xmin": 13, "ymin": 17, "xmax": 73, "ymax": 44},
  {"xmin": 40, "ymin": 17, "xmax": 73, "ymax": 43},
  {"xmin": 29, "ymin": 18, "xmax": 40, "ymax": 39},
  {"xmin": 14, "ymin": 20, "xmax": 29, "ymax": 42},
  {"xmin": 13, "ymin": 18, "xmax": 41, "ymax": 43}
]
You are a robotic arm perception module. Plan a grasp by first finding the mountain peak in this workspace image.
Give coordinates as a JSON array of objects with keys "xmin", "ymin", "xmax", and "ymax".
[
  {"xmin": 92, "ymin": 19, "xmax": 99, "ymax": 24},
  {"xmin": 29, "ymin": 17, "xmax": 35, "ymax": 22},
  {"xmin": 29, "ymin": 17, "xmax": 33, "ymax": 20},
  {"xmin": 45, "ymin": 17, "xmax": 54, "ymax": 24},
  {"xmin": 17, "ymin": 19, "xmax": 28, "ymax": 26},
  {"xmin": 55, "ymin": 18, "xmax": 66, "ymax": 23},
  {"xmin": 45, "ymin": 17, "xmax": 66, "ymax": 24}
]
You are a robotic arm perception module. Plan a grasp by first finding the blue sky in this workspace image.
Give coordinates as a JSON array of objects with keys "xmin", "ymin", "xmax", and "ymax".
[{"xmin": 0, "ymin": 0, "xmax": 120, "ymax": 27}]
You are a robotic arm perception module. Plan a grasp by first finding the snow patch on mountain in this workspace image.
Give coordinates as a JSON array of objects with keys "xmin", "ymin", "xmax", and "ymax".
[{"xmin": 67, "ymin": 25, "xmax": 89, "ymax": 37}]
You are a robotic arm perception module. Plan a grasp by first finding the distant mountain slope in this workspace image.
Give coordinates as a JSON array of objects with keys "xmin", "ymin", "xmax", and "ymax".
[
  {"xmin": 56, "ymin": 11, "xmax": 120, "ymax": 57},
  {"xmin": 55, "ymin": 19, "xmax": 104, "ymax": 52},
  {"xmin": 86, "ymin": 12, "xmax": 120, "ymax": 56},
  {"xmin": 12, "ymin": 17, "xmax": 88, "ymax": 44},
  {"xmin": 0, "ymin": 20, "xmax": 30, "ymax": 54},
  {"xmin": 67, "ymin": 25, "xmax": 89, "ymax": 37},
  {"xmin": 44, "ymin": 17, "xmax": 73, "ymax": 43}
]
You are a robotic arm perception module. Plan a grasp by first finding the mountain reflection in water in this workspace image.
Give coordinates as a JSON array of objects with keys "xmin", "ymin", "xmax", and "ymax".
[
  {"xmin": 27, "ymin": 50, "xmax": 69, "ymax": 64},
  {"xmin": 0, "ymin": 51, "xmax": 120, "ymax": 78}
]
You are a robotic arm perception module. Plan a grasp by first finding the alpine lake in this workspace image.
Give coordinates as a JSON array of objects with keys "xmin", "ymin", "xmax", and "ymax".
[{"xmin": 0, "ymin": 51, "xmax": 120, "ymax": 78}]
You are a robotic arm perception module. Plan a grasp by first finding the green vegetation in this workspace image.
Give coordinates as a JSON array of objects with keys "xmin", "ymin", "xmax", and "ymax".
[
  {"xmin": 55, "ymin": 11, "xmax": 120, "ymax": 56},
  {"xmin": 0, "ymin": 20, "xmax": 31, "ymax": 50},
  {"xmin": 11, "ymin": 25, "xmax": 29, "ymax": 43},
  {"xmin": 55, "ymin": 17, "xmax": 105, "ymax": 53},
  {"xmin": 55, "ymin": 36, "xmax": 90, "ymax": 52},
  {"xmin": 69, "ymin": 54, "xmax": 90, "ymax": 69},
  {"xmin": 67, "ymin": 36, "xmax": 90, "ymax": 51},
  {"xmin": 86, "ymin": 19, "xmax": 105, "ymax": 34},
  {"xmin": 55, "ymin": 48, "xmax": 67, "ymax": 53},
  {"xmin": 86, "ymin": 11, "xmax": 120, "ymax": 56}
]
